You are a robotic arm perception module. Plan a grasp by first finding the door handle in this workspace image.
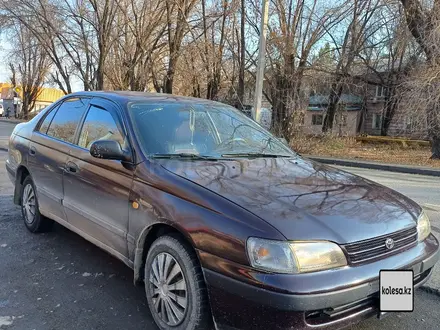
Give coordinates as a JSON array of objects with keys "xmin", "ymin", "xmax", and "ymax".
[
  {"xmin": 65, "ymin": 161, "xmax": 79, "ymax": 173},
  {"xmin": 29, "ymin": 146, "xmax": 36, "ymax": 156}
]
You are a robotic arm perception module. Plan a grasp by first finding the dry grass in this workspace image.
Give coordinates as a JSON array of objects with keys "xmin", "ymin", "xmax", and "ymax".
[{"xmin": 291, "ymin": 135, "xmax": 440, "ymax": 168}]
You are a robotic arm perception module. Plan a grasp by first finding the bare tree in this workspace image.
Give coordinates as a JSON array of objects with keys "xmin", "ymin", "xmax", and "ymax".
[
  {"xmin": 9, "ymin": 21, "xmax": 50, "ymax": 119},
  {"xmin": 399, "ymin": 0, "xmax": 440, "ymax": 158},
  {"xmin": 163, "ymin": 0, "xmax": 198, "ymax": 94},
  {"xmin": 2, "ymin": 0, "xmax": 72, "ymax": 94},
  {"xmin": 88, "ymin": 0, "xmax": 119, "ymax": 89},
  {"xmin": 106, "ymin": 0, "xmax": 167, "ymax": 91},
  {"xmin": 2, "ymin": 0, "xmax": 118, "ymax": 92},
  {"xmin": 201, "ymin": 0, "xmax": 230, "ymax": 100},
  {"xmin": 255, "ymin": 0, "xmax": 350, "ymax": 139},
  {"xmin": 321, "ymin": 0, "xmax": 380, "ymax": 133}
]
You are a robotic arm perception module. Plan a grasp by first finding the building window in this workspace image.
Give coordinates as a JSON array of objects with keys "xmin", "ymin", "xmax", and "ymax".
[
  {"xmin": 372, "ymin": 113, "xmax": 382, "ymax": 130},
  {"xmin": 312, "ymin": 114, "xmax": 323, "ymax": 125},
  {"xmin": 375, "ymin": 85, "xmax": 387, "ymax": 98}
]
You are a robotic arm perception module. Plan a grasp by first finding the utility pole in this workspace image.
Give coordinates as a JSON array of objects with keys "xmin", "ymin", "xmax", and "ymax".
[{"xmin": 252, "ymin": 0, "xmax": 269, "ymax": 123}]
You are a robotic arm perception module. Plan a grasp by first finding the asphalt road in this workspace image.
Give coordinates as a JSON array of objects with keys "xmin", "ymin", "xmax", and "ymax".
[
  {"xmin": 0, "ymin": 121, "xmax": 16, "ymax": 151},
  {"xmin": 335, "ymin": 166, "xmax": 440, "ymax": 238},
  {"xmin": 0, "ymin": 120, "xmax": 440, "ymax": 329},
  {"xmin": 0, "ymin": 121, "xmax": 16, "ymax": 138}
]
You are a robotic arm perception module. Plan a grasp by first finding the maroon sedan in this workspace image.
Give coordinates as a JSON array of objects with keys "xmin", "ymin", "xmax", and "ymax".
[{"xmin": 5, "ymin": 91, "xmax": 439, "ymax": 330}]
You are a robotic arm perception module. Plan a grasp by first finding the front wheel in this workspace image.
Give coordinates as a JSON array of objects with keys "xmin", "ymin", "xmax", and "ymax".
[{"xmin": 144, "ymin": 235, "xmax": 212, "ymax": 330}]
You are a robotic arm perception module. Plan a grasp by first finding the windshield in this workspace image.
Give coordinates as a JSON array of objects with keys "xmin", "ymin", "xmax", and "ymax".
[{"xmin": 129, "ymin": 102, "xmax": 294, "ymax": 158}]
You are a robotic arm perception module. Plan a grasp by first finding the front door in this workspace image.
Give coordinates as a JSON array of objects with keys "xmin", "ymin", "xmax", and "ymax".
[{"xmin": 62, "ymin": 98, "xmax": 134, "ymax": 262}]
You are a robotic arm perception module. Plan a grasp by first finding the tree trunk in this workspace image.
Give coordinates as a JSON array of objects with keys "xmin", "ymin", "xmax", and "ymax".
[
  {"xmin": 322, "ymin": 82, "xmax": 343, "ymax": 133},
  {"xmin": 381, "ymin": 88, "xmax": 397, "ymax": 136},
  {"xmin": 21, "ymin": 93, "xmax": 29, "ymax": 120},
  {"xmin": 357, "ymin": 104, "xmax": 366, "ymax": 134},
  {"xmin": 208, "ymin": 71, "xmax": 220, "ymax": 100},
  {"xmin": 431, "ymin": 136, "xmax": 440, "ymax": 159},
  {"xmin": 164, "ymin": 57, "xmax": 175, "ymax": 94},
  {"xmin": 271, "ymin": 73, "xmax": 294, "ymax": 140},
  {"xmin": 400, "ymin": 0, "xmax": 440, "ymax": 159},
  {"xmin": 96, "ymin": 58, "xmax": 105, "ymax": 90},
  {"xmin": 427, "ymin": 104, "xmax": 440, "ymax": 159}
]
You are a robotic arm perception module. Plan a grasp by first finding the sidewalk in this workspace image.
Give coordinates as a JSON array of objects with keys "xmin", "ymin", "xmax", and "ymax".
[
  {"xmin": 0, "ymin": 117, "xmax": 25, "ymax": 124},
  {"xmin": 307, "ymin": 155, "xmax": 440, "ymax": 177}
]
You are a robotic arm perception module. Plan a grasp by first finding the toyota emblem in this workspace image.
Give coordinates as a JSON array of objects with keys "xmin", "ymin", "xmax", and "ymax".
[{"xmin": 385, "ymin": 238, "xmax": 394, "ymax": 250}]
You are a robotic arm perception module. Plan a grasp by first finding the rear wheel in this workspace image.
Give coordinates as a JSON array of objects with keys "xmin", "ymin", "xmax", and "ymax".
[
  {"xmin": 21, "ymin": 176, "xmax": 53, "ymax": 233},
  {"xmin": 144, "ymin": 235, "xmax": 212, "ymax": 330}
]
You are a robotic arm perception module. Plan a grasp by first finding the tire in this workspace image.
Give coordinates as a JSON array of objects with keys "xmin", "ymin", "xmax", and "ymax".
[
  {"xmin": 144, "ymin": 235, "xmax": 212, "ymax": 330},
  {"xmin": 21, "ymin": 176, "xmax": 53, "ymax": 233}
]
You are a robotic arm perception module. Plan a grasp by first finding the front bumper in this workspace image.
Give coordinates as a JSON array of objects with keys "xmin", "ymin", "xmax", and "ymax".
[
  {"xmin": 202, "ymin": 234, "xmax": 439, "ymax": 330},
  {"xmin": 6, "ymin": 158, "xmax": 15, "ymax": 185}
]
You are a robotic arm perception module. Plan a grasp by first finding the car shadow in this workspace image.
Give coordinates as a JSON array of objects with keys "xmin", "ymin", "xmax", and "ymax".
[{"xmin": 0, "ymin": 195, "xmax": 158, "ymax": 330}]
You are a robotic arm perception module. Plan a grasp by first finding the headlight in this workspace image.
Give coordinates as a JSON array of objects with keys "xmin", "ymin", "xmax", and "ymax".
[
  {"xmin": 417, "ymin": 211, "xmax": 431, "ymax": 242},
  {"xmin": 246, "ymin": 237, "xmax": 347, "ymax": 274},
  {"xmin": 247, "ymin": 238, "xmax": 297, "ymax": 273},
  {"xmin": 290, "ymin": 241, "xmax": 348, "ymax": 273}
]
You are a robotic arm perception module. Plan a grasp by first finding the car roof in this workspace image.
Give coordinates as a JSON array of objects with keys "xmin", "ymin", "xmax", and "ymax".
[{"xmin": 67, "ymin": 91, "xmax": 228, "ymax": 108}]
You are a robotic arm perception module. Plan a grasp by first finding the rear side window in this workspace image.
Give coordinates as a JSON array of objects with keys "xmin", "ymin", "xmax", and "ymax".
[
  {"xmin": 38, "ymin": 106, "xmax": 59, "ymax": 134},
  {"xmin": 78, "ymin": 106, "xmax": 124, "ymax": 149},
  {"xmin": 46, "ymin": 98, "xmax": 89, "ymax": 144}
]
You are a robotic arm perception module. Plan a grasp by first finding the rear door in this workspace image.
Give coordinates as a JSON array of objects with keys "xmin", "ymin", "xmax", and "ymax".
[
  {"xmin": 29, "ymin": 98, "xmax": 89, "ymax": 221},
  {"xmin": 63, "ymin": 98, "xmax": 134, "ymax": 262}
]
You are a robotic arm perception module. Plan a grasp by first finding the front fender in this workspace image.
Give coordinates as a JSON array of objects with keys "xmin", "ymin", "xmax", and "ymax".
[{"xmin": 128, "ymin": 166, "xmax": 285, "ymax": 284}]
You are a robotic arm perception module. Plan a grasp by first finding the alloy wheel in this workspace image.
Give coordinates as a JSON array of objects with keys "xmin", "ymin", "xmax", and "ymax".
[
  {"xmin": 149, "ymin": 252, "xmax": 188, "ymax": 326},
  {"xmin": 22, "ymin": 183, "xmax": 36, "ymax": 224}
]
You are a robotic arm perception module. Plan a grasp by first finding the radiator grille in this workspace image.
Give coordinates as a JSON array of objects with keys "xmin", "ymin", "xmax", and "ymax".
[{"xmin": 342, "ymin": 227, "xmax": 417, "ymax": 265}]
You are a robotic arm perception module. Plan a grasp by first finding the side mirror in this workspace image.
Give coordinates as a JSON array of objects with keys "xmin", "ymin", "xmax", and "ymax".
[{"xmin": 90, "ymin": 140, "xmax": 131, "ymax": 162}]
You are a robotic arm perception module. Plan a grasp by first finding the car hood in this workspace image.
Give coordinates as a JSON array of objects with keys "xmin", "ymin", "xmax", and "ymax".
[{"xmin": 158, "ymin": 157, "xmax": 421, "ymax": 244}]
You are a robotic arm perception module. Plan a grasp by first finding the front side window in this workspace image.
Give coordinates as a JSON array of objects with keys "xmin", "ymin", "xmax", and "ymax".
[
  {"xmin": 78, "ymin": 106, "xmax": 124, "ymax": 150},
  {"xmin": 46, "ymin": 98, "xmax": 89, "ymax": 143},
  {"xmin": 129, "ymin": 102, "xmax": 294, "ymax": 157}
]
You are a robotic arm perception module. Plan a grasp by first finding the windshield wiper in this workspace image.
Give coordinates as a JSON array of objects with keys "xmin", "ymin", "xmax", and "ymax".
[
  {"xmin": 150, "ymin": 153, "xmax": 219, "ymax": 160},
  {"xmin": 221, "ymin": 153, "xmax": 291, "ymax": 158}
]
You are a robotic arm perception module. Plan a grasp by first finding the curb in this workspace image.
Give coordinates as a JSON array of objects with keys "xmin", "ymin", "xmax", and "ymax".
[
  {"xmin": 0, "ymin": 118, "xmax": 25, "ymax": 124},
  {"xmin": 307, "ymin": 156, "xmax": 440, "ymax": 177}
]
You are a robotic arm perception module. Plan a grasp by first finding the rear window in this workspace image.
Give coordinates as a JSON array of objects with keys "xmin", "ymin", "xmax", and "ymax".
[{"xmin": 46, "ymin": 98, "xmax": 89, "ymax": 144}]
